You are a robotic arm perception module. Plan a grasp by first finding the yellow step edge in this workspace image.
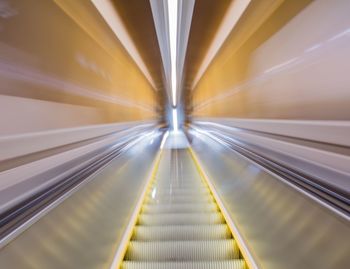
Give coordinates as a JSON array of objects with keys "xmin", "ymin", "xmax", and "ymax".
[
  {"xmin": 109, "ymin": 149, "xmax": 163, "ymax": 269},
  {"xmin": 188, "ymin": 147, "xmax": 259, "ymax": 269}
]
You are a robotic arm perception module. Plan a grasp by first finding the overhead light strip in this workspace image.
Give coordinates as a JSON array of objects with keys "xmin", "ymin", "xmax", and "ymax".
[
  {"xmin": 167, "ymin": 0, "xmax": 178, "ymax": 107},
  {"xmin": 192, "ymin": 0, "xmax": 251, "ymax": 90},
  {"xmin": 90, "ymin": 0, "xmax": 157, "ymax": 90},
  {"xmin": 172, "ymin": 108, "xmax": 179, "ymax": 131}
]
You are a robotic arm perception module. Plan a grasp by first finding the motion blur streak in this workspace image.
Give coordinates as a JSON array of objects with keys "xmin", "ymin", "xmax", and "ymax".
[
  {"xmin": 0, "ymin": 0, "xmax": 158, "ymax": 135},
  {"xmin": 0, "ymin": 1, "xmax": 349, "ymax": 269},
  {"xmin": 189, "ymin": 0, "xmax": 350, "ymax": 120},
  {"xmin": 89, "ymin": 0, "xmax": 157, "ymax": 90}
]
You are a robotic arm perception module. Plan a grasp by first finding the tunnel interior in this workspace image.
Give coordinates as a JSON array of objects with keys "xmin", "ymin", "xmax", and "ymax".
[{"xmin": 0, "ymin": 1, "xmax": 349, "ymax": 269}]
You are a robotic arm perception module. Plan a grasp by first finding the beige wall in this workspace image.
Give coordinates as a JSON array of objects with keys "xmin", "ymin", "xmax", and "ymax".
[
  {"xmin": 191, "ymin": 0, "xmax": 350, "ymax": 120},
  {"xmin": 0, "ymin": 95, "xmax": 107, "ymax": 135},
  {"xmin": 0, "ymin": 0, "xmax": 158, "ymax": 135}
]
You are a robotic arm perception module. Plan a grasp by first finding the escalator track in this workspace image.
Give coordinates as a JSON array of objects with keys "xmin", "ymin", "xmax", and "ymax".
[{"xmin": 120, "ymin": 149, "xmax": 248, "ymax": 269}]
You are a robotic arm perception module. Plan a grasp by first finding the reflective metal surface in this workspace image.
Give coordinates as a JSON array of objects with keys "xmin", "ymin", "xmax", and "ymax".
[
  {"xmin": 0, "ymin": 134, "xmax": 161, "ymax": 268},
  {"xmin": 189, "ymin": 132, "xmax": 350, "ymax": 269},
  {"xmin": 121, "ymin": 148, "xmax": 248, "ymax": 268},
  {"xmin": 190, "ymin": 122, "xmax": 350, "ymax": 216}
]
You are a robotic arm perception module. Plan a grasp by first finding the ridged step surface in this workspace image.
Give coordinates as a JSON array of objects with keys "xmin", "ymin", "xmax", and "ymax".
[
  {"xmin": 147, "ymin": 192, "xmax": 211, "ymax": 199},
  {"xmin": 152, "ymin": 186, "xmax": 209, "ymax": 192},
  {"xmin": 151, "ymin": 183, "xmax": 205, "ymax": 188},
  {"xmin": 145, "ymin": 195, "xmax": 213, "ymax": 204},
  {"xmin": 132, "ymin": 225, "xmax": 231, "ymax": 241},
  {"xmin": 142, "ymin": 203, "xmax": 217, "ymax": 213},
  {"xmin": 122, "ymin": 260, "xmax": 246, "ymax": 269},
  {"xmin": 138, "ymin": 212, "xmax": 224, "ymax": 225},
  {"xmin": 125, "ymin": 240, "xmax": 239, "ymax": 261},
  {"xmin": 123, "ymin": 149, "xmax": 245, "ymax": 268},
  {"xmin": 148, "ymin": 189, "xmax": 210, "ymax": 196}
]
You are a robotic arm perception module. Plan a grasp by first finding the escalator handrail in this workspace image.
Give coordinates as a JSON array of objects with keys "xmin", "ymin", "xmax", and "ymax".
[
  {"xmin": 188, "ymin": 126, "xmax": 350, "ymax": 220},
  {"xmin": 0, "ymin": 129, "xmax": 159, "ymax": 248}
]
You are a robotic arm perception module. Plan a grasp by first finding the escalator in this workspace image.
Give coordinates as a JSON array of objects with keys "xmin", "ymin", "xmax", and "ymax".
[
  {"xmin": 0, "ymin": 130, "xmax": 349, "ymax": 269},
  {"xmin": 121, "ymin": 148, "xmax": 247, "ymax": 269}
]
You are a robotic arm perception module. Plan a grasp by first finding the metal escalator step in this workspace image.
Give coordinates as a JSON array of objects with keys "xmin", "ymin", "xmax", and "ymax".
[
  {"xmin": 147, "ymin": 192, "xmax": 211, "ymax": 199},
  {"xmin": 150, "ymin": 186, "xmax": 209, "ymax": 191},
  {"xmin": 149, "ymin": 186, "xmax": 207, "ymax": 192},
  {"xmin": 132, "ymin": 224, "xmax": 231, "ymax": 241},
  {"xmin": 121, "ymin": 260, "xmax": 246, "ymax": 269},
  {"xmin": 145, "ymin": 195, "xmax": 213, "ymax": 204},
  {"xmin": 142, "ymin": 203, "xmax": 218, "ymax": 213},
  {"xmin": 153, "ymin": 181, "xmax": 204, "ymax": 185},
  {"xmin": 145, "ymin": 194, "xmax": 212, "ymax": 203},
  {"xmin": 147, "ymin": 188, "xmax": 210, "ymax": 197},
  {"xmin": 121, "ymin": 150, "xmax": 247, "ymax": 267},
  {"xmin": 149, "ymin": 185, "xmax": 207, "ymax": 190},
  {"xmin": 151, "ymin": 183, "xmax": 206, "ymax": 188},
  {"xmin": 125, "ymin": 240, "xmax": 239, "ymax": 261},
  {"xmin": 138, "ymin": 212, "xmax": 225, "ymax": 225}
]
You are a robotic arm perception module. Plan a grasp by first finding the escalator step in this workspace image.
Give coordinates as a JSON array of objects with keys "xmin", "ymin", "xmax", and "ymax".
[
  {"xmin": 151, "ymin": 183, "xmax": 206, "ymax": 188},
  {"xmin": 121, "ymin": 150, "xmax": 247, "ymax": 267},
  {"xmin": 146, "ymin": 192, "xmax": 211, "ymax": 199},
  {"xmin": 142, "ymin": 203, "xmax": 218, "ymax": 213},
  {"xmin": 124, "ymin": 240, "xmax": 239, "ymax": 261},
  {"xmin": 145, "ymin": 195, "xmax": 213, "ymax": 204},
  {"xmin": 132, "ymin": 224, "xmax": 231, "ymax": 241},
  {"xmin": 138, "ymin": 212, "xmax": 225, "ymax": 225},
  {"xmin": 149, "ymin": 188, "xmax": 210, "ymax": 197},
  {"xmin": 121, "ymin": 260, "xmax": 246, "ymax": 269},
  {"xmin": 150, "ymin": 187, "xmax": 209, "ymax": 192}
]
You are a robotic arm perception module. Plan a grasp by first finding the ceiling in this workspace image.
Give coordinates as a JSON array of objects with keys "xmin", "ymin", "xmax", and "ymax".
[{"xmin": 111, "ymin": 0, "xmax": 233, "ymax": 111}]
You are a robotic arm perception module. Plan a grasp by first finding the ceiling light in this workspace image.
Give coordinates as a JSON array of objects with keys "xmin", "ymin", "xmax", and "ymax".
[
  {"xmin": 167, "ymin": 0, "xmax": 178, "ymax": 107},
  {"xmin": 172, "ymin": 108, "xmax": 179, "ymax": 131}
]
